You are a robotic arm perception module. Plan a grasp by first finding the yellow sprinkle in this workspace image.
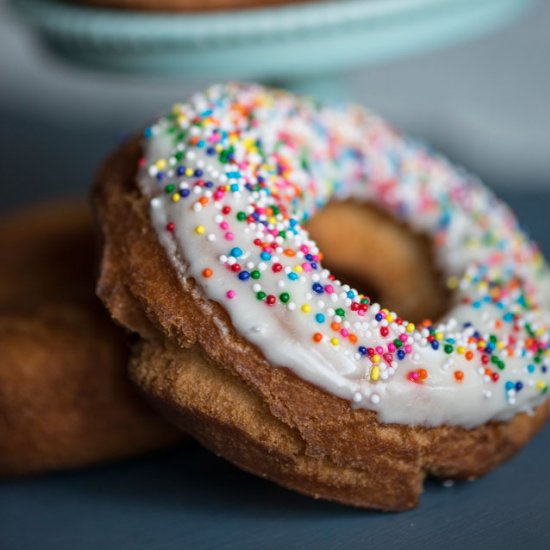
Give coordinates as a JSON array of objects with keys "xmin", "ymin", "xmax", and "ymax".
[
  {"xmin": 372, "ymin": 354, "xmax": 380, "ymax": 363},
  {"xmin": 435, "ymin": 332, "xmax": 443, "ymax": 341},
  {"xmin": 496, "ymin": 341, "xmax": 505, "ymax": 350},
  {"xmin": 536, "ymin": 381, "xmax": 547, "ymax": 391},
  {"xmin": 330, "ymin": 337, "xmax": 339, "ymax": 346},
  {"xmin": 172, "ymin": 193, "xmax": 181, "ymax": 203},
  {"xmin": 457, "ymin": 346, "xmax": 465, "ymax": 355},
  {"xmin": 268, "ymin": 217, "xmax": 277, "ymax": 224},
  {"xmin": 406, "ymin": 323, "xmax": 415, "ymax": 333},
  {"xmin": 447, "ymin": 276, "xmax": 459, "ymax": 290},
  {"xmin": 386, "ymin": 314, "xmax": 394, "ymax": 323},
  {"xmin": 216, "ymin": 144, "xmax": 223, "ymax": 152},
  {"xmin": 370, "ymin": 365, "xmax": 380, "ymax": 382},
  {"xmin": 301, "ymin": 304, "xmax": 311, "ymax": 313},
  {"xmin": 185, "ymin": 168, "xmax": 194, "ymax": 177},
  {"xmin": 155, "ymin": 159, "xmax": 167, "ymax": 170},
  {"xmin": 195, "ymin": 225, "xmax": 205, "ymax": 234},
  {"xmin": 294, "ymin": 265, "xmax": 303, "ymax": 273}
]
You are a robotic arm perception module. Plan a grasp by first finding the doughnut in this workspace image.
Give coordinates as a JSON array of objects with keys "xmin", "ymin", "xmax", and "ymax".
[
  {"xmin": 67, "ymin": 0, "xmax": 309, "ymax": 13},
  {"xmin": 0, "ymin": 200, "xmax": 180, "ymax": 476},
  {"xmin": 94, "ymin": 83, "xmax": 550, "ymax": 510}
]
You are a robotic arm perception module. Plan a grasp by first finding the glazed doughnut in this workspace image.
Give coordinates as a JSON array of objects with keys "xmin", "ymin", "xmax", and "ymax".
[
  {"xmin": 0, "ymin": 201, "xmax": 180, "ymax": 476},
  {"xmin": 94, "ymin": 83, "xmax": 550, "ymax": 510}
]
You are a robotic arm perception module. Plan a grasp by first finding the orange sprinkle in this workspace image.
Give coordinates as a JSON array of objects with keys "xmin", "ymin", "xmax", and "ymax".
[
  {"xmin": 202, "ymin": 268, "xmax": 213, "ymax": 278},
  {"xmin": 199, "ymin": 197, "xmax": 209, "ymax": 206},
  {"xmin": 418, "ymin": 368, "xmax": 428, "ymax": 380},
  {"xmin": 349, "ymin": 334, "xmax": 358, "ymax": 344},
  {"xmin": 454, "ymin": 370, "xmax": 464, "ymax": 382},
  {"xmin": 465, "ymin": 351, "xmax": 474, "ymax": 361},
  {"xmin": 330, "ymin": 322, "xmax": 340, "ymax": 332},
  {"xmin": 284, "ymin": 249, "xmax": 296, "ymax": 257},
  {"xmin": 313, "ymin": 332, "xmax": 323, "ymax": 343}
]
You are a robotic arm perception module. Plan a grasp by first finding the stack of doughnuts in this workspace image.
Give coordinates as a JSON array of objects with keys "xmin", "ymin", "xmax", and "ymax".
[{"xmin": 91, "ymin": 83, "xmax": 550, "ymax": 510}]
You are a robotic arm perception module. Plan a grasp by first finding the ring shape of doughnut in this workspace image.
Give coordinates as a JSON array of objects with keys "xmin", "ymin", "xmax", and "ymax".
[{"xmin": 95, "ymin": 83, "xmax": 550, "ymax": 510}]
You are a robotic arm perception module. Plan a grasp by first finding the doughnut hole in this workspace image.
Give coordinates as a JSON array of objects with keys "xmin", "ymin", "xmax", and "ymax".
[{"xmin": 305, "ymin": 201, "xmax": 450, "ymax": 323}]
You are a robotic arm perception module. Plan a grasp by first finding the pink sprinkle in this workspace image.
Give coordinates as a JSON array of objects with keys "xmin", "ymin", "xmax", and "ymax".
[
  {"xmin": 220, "ymin": 221, "xmax": 229, "ymax": 230},
  {"xmin": 375, "ymin": 346, "xmax": 384, "ymax": 354},
  {"xmin": 302, "ymin": 263, "xmax": 312, "ymax": 273},
  {"xmin": 404, "ymin": 345, "xmax": 412, "ymax": 354},
  {"xmin": 225, "ymin": 232, "xmax": 234, "ymax": 241},
  {"xmin": 325, "ymin": 285, "xmax": 334, "ymax": 294},
  {"xmin": 226, "ymin": 290, "xmax": 236, "ymax": 299},
  {"xmin": 387, "ymin": 343, "xmax": 397, "ymax": 353},
  {"xmin": 340, "ymin": 329, "xmax": 349, "ymax": 338},
  {"xmin": 300, "ymin": 245, "xmax": 310, "ymax": 254},
  {"xmin": 399, "ymin": 334, "xmax": 408, "ymax": 342}
]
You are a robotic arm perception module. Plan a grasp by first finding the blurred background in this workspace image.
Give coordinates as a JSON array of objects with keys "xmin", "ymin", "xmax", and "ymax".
[{"xmin": 0, "ymin": 0, "xmax": 548, "ymax": 213}]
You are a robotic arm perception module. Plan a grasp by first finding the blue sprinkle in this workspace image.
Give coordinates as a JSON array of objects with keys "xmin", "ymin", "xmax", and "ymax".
[
  {"xmin": 358, "ymin": 346, "xmax": 367, "ymax": 355},
  {"xmin": 238, "ymin": 271, "xmax": 250, "ymax": 281},
  {"xmin": 397, "ymin": 350, "xmax": 406, "ymax": 360},
  {"xmin": 505, "ymin": 381, "xmax": 515, "ymax": 391},
  {"xmin": 315, "ymin": 313, "xmax": 325, "ymax": 323},
  {"xmin": 194, "ymin": 169, "xmax": 203, "ymax": 177},
  {"xmin": 177, "ymin": 166, "xmax": 186, "ymax": 176},
  {"xmin": 230, "ymin": 247, "xmax": 243, "ymax": 258},
  {"xmin": 375, "ymin": 313, "xmax": 383, "ymax": 322},
  {"xmin": 205, "ymin": 180, "xmax": 214, "ymax": 188},
  {"xmin": 206, "ymin": 147, "xmax": 216, "ymax": 156},
  {"xmin": 181, "ymin": 188, "xmax": 190, "ymax": 198},
  {"xmin": 431, "ymin": 340, "xmax": 439, "ymax": 350},
  {"xmin": 515, "ymin": 381, "xmax": 523, "ymax": 392},
  {"xmin": 260, "ymin": 252, "xmax": 271, "ymax": 261},
  {"xmin": 527, "ymin": 364, "xmax": 535, "ymax": 373},
  {"xmin": 288, "ymin": 272, "xmax": 298, "ymax": 281},
  {"xmin": 312, "ymin": 283, "xmax": 324, "ymax": 294}
]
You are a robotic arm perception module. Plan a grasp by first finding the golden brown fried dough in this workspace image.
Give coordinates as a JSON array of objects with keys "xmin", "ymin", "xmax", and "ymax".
[
  {"xmin": 0, "ymin": 201, "xmax": 180, "ymax": 476},
  {"xmin": 94, "ymin": 138, "xmax": 549, "ymax": 511}
]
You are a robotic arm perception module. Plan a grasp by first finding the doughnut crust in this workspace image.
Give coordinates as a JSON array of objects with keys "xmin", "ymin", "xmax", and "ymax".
[
  {"xmin": 0, "ymin": 200, "xmax": 180, "ymax": 476},
  {"xmin": 94, "ymin": 137, "xmax": 550, "ymax": 511}
]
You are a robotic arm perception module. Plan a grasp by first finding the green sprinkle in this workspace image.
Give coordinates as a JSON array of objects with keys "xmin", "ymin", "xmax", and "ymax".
[
  {"xmin": 256, "ymin": 291, "xmax": 266, "ymax": 301},
  {"xmin": 279, "ymin": 292, "xmax": 290, "ymax": 303},
  {"xmin": 251, "ymin": 270, "xmax": 261, "ymax": 280}
]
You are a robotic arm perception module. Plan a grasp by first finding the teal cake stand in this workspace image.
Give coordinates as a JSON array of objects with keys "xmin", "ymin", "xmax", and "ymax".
[{"xmin": 11, "ymin": 0, "xmax": 534, "ymax": 98}]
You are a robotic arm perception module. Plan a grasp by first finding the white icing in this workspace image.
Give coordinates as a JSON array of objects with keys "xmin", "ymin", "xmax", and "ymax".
[{"xmin": 138, "ymin": 83, "xmax": 550, "ymax": 428}]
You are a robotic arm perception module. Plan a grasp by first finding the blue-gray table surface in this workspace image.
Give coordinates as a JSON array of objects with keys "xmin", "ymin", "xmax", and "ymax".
[{"xmin": 1, "ymin": 146, "xmax": 549, "ymax": 549}]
